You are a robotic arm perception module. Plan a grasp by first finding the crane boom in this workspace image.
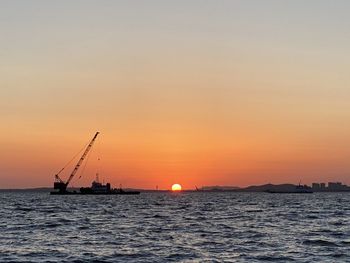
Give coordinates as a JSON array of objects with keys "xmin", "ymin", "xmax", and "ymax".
[
  {"xmin": 53, "ymin": 132, "xmax": 99, "ymax": 193},
  {"xmin": 66, "ymin": 131, "xmax": 99, "ymax": 186}
]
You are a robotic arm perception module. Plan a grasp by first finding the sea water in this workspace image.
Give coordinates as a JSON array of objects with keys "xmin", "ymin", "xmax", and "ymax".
[{"xmin": 1, "ymin": 191, "xmax": 349, "ymax": 262}]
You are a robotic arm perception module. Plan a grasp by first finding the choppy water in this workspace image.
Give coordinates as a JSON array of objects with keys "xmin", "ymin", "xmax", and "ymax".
[{"xmin": 1, "ymin": 192, "xmax": 350, "ymax": 262}]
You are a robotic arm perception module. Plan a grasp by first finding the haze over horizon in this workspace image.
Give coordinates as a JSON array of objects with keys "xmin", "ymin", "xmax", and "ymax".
[{"xmin": 2, "ymin": 1, "xmax": 350, "ymax": 189}]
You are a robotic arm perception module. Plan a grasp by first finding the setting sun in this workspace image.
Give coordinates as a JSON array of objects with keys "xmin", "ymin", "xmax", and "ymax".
[{"xmin": 171, "ymin": 184, "xmax": 182, "ymax": 191}]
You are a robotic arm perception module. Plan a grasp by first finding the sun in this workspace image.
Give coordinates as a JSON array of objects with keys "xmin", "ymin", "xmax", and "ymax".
[{"xmin": 171, "ymin": 183, "xmax": 182, "ymax": 191}]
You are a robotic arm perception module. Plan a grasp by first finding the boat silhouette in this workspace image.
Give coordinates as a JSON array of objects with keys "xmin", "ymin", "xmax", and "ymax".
[
  {"xmin": 266, "ymin": 183, "xmax": 313, "ymax": 194},
  {"xmin": 50, "ymin": 132, "xmax": 140, "ymax": 195}
]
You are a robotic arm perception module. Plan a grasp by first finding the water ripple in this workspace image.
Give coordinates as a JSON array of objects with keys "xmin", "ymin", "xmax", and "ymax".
[{"xmin": 0, "ymin": 192, "xmax": 349, "ymax": 262}]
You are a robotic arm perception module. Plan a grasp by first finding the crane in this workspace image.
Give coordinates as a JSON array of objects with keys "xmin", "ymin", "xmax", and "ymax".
[{"xmin": 53, "ymin": 132, "xmax": 100, "ymax": 193}]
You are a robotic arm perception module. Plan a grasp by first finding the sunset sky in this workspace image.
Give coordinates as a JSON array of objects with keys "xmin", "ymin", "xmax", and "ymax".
[{"xmin": 1, "ymin": 1, "xmax": 350, "ymax": 189}]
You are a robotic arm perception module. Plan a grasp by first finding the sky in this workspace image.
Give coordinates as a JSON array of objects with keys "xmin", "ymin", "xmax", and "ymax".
[{"xmin": 1, "ymin": 1, "xmax": 350, "ymax": 189}]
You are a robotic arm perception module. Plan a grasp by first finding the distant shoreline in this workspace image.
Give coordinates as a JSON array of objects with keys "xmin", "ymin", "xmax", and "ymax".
[{"xmin": 1, "ymin": 183, "xmax": 350, "ymax": 193}]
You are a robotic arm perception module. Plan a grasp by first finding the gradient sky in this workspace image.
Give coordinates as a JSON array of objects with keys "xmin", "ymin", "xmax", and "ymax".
[{"xmin": 1, "ymin": 1, "xmax": 350, "ymax": 189}]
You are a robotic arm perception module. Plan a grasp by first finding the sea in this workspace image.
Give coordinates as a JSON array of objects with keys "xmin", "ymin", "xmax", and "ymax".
[{"xmin": 1, "ymin": 191, "xmax": 349, "ymax": 262}]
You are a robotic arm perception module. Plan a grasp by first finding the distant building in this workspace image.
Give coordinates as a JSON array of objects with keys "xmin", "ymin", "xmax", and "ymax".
[
  {"xmin": 312, "ymin": 183, "xmax": 320, "ymax": 190},
  {"xmin": 328, "ymin": 182, "xmax": 345, "ymax": 191},
  {"xmin": 306, "ymin": 182, "xmax": 349, "ymax": 192}
]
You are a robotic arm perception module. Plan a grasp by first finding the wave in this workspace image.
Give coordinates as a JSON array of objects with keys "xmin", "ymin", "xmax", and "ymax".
[{"xmin": 303, "ymin": 239, "xmax": 339, "ymax": 247}]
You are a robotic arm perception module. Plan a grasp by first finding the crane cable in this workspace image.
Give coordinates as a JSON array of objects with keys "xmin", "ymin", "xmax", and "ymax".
[
  {"xmin": 62, "ymin": 133, "xmax": 100, "ymax": 186},
  {"xmin": 55, "ymin": 141, "xmax": 90, "ymax": 176}
]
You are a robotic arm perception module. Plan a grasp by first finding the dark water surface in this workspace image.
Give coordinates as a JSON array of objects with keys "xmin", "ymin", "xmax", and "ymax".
[{"xmin": 1, "ymin": 192, "xmax": 350, "ymax": 262}]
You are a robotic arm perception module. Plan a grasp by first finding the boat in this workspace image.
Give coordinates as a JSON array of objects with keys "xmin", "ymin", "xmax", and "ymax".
[
  {"xmin": 50, "ymin": 132, "xmax": 140, "ymax": 195},
  {"xmin": 266, "ymin": 184, "xmax": 313, "ymax": 194},
  {"xmin": 79, "ymin": 178, "xmax": 140, "ymax": 195}
]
